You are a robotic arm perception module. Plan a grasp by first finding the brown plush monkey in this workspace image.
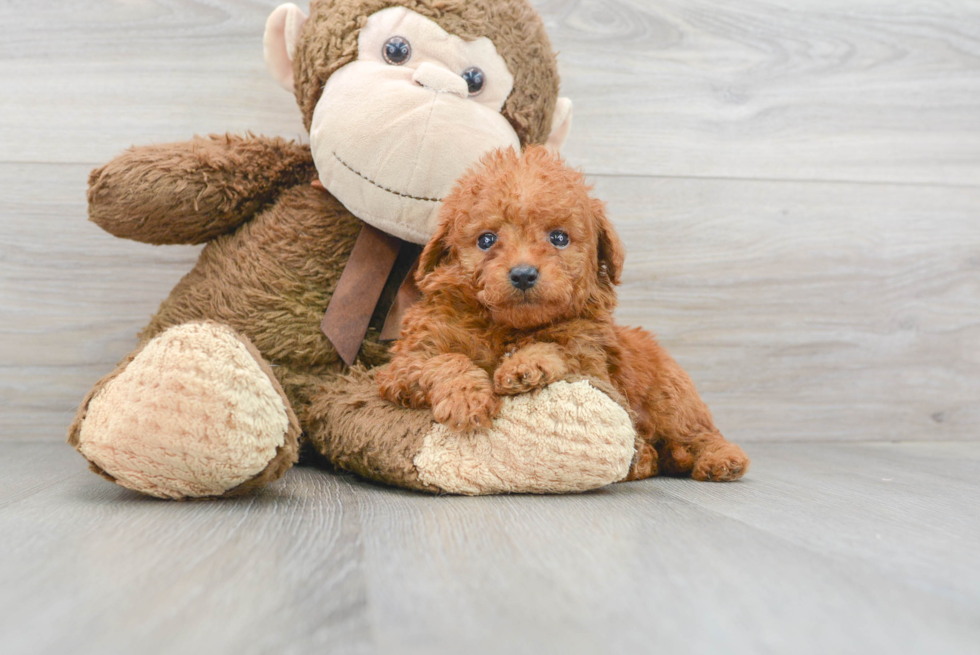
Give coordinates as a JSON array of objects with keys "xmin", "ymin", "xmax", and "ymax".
[{"xmin": 68, "ymin": 0, "xmax": 638, "ymax": 499}]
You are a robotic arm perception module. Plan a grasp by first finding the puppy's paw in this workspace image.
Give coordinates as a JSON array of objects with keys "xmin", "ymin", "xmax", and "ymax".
[
  {"xmin": 494, "ymin": 362, "xmax": 546, "ymax": 395},
  {"xmin": 431, "ymin": 385, "xmax": 501, "ymax": 432},
  {"xmin": 494, "ymin": 346, "xmax": 568, "ymax": 395},
  {"xmin": 376, "ymin": 366, "xmax": 404, "ymax": 403},
  {"xmin": 624, "ymin": 442, "xmax": 659, "ymax": 481},
  {"xmin": 377, "ymin": 366, "xmax": 426, "ymax": 409},
  {"xmin": 692, "ymin": 442, "xmax": 750, "ymax": 482}
]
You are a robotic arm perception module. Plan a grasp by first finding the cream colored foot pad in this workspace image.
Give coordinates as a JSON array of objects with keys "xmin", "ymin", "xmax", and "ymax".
[
  {"xmin": 414, "ymin": 380, "xmax": 636, "ymax": 495},
  {"xmin": 78, "ymin": 323, "xmax": 289, "ymax": 499}
]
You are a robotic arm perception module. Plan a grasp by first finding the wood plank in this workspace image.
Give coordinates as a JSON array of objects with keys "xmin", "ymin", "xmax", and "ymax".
[
  {"xmin": 655, "ymin": 442, "xmax": 980, "ymax": 605},
  {"xmin": 0, "ymin": 445, "xmax": 374, "ymax": 655},
  {"xmin": 0, "ymin": 0, "xmax": 305, "ymax": 166},
  {"xmin": 595, "ymin": 174, "xmax": 980, "ymax": 442},
  {"xmin": 1, "ymin": 0, "xmax": 978, "ymax": 185},
  {"xmin": 542, "ymin": 0, "xmax": 980, "ymax": 184},
  {"xmin": 0, "ymin": 442, "xmax": 89, "ymax": 511},
  {"xmin": 0, "ymin": 163, "xmax": 202, "ymax": 440},
  {"xmin": 0, "ymin": 442, "xmax": 978, "ymax": 654}
]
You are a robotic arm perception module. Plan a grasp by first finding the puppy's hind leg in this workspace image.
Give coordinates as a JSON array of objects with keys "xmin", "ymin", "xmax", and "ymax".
[
  {"xmin": 616, "ymin": 326, "xmax": 749, "ymax": 482},
  {"xmin": 652, "ymin": 383, "xmax": 749, "ymax": 481},
  {"xmin": 661, "ymin": 428, "xmax": 749, "ymax": 482},
  {"xmin": 624, "ymin": 428, "xmax": 660, "ymax": 481}
]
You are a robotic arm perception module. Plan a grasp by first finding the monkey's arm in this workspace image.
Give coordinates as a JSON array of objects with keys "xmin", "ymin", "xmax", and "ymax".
[{"xmin": 88, "ymin": 134, "xmax": 315, "ymax": 244}]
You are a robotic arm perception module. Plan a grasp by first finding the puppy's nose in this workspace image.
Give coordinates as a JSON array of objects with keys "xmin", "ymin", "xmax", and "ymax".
[{"xmin": 509, "ymin": 265, "xmax": 539, "ymax": 290}]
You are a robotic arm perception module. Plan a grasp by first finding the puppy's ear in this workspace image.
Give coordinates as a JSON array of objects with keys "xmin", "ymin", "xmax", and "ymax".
[
  {"xmin": 417, "ymin": 217, "xmax": 454, "ymax": 280},
  {"xmin": 593, "ymin": 198, "xmax": 625, "ymax": 286}
]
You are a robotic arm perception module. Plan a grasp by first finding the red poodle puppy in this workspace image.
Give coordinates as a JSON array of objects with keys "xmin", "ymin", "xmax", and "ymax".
[{"xmin": 377, "ymin": 146, "xmax": 749, "ymax": 482}]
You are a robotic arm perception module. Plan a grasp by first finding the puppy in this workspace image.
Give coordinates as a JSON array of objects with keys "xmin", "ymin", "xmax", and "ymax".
[{"xmin": 377, "ymin": 146, "xmax": 749, "ymax": 482}]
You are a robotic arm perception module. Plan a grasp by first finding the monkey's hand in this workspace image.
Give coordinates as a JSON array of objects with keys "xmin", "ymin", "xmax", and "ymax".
[
  {"xmin": 494, "ymin": 342, "xmax": 569, "ymax": 395},
  {"xmin": 88, "ymin": 134, "xmax": 314, "ymax": 244}
]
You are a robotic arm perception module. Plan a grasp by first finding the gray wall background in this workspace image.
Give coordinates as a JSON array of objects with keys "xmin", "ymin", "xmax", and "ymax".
[{"xmin": 2, "ymin": 0, "xmax": 978, "ymax": 442}]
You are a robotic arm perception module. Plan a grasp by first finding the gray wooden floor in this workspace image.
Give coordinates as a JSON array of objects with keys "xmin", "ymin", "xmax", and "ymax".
[
  {"xmin": 1, "ymin": 441, "xmax": 978, "ymax": 655},
  {"xmin": 2, "ymin": 1, "xmax": 978, "ymax": 652}
]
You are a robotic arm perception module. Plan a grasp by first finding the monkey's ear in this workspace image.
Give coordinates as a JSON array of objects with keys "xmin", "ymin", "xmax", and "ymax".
[
  {"xmin": 264, "ymin": 3, "xmax": 308, "ymax": 92},
  {"xmin": 545, "ymin": 98, "xmax": 573, "ymax": 151}
]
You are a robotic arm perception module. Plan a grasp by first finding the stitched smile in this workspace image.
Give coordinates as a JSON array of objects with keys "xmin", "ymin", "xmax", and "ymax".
[{"xmin": 333, "ymin": 152, "xmax": 442, "ymax": 203}]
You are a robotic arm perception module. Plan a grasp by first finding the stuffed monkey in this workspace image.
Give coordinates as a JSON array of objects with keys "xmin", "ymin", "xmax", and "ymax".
[{"xmin": 68, "ymin": 0, "xmax": 639, "ymax": 499}]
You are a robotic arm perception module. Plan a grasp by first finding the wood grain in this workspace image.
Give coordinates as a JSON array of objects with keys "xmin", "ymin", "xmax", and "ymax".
[
  {"xmin": 596, "ymin": 174, "xmax": 980, "ymax": 442},
  {"xmin": 1, "ymin": 441, "xmax": 978, "ymax": 654},
  {"xmin": 540, "ymin": 0, "xmax": 980, "ymax": 185},
  {"xmin": 0, "ymin": 0, "xmax": 306, "ymax": 166},
  {"xmin": 2, "ymin": 0, "xmax": 978, "ymax": 184},
  {"xmin": 0, "ymin": 163, "xmax": 203, "ymax": 439}
]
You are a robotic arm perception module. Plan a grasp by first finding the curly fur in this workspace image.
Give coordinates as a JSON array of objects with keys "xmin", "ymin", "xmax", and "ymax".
[{"xmin": 378, "ymin": 147, "xmax": 750, "ymax": 481}]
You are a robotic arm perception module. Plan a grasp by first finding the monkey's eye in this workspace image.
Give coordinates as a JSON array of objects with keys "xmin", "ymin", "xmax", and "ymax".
[
  {"xmin": 462, "ymin": 67, "xmax": 485, "ymax": 96},
  {"xmin": 550, "ymin": 230, "xmax": 570, "ymax": 249},
  {"xmin": 382, "ymin": 36, "xmax": 411, "ymax": 65},
  {"xmin": 477, "ymin": 232, "xmax": 497, "ymax": 251}
]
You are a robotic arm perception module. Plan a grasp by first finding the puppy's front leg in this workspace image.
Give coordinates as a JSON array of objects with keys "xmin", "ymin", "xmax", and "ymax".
[
  {"xmin": 423, "ymin": 354, "xmax": 500, "ymax": 431},
  {"xmin": 380, "ymin": 353, "xmax": 500, "ymax": 431},
  {"xmin": 377, "ymin": 353, "xmax": 429, "ymax": 409},
  {"xmin": 494, "ymin": 342, "xmax": 569, "ymax": 396}
]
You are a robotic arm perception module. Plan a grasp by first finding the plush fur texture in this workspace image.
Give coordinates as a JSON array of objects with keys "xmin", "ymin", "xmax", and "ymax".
[
  {"xmin": 78, "ymin": 137, "xmax": 398, "ymax": 492},
  {"xmin": 378, "ymin": 147, "xmax": 750, "ymax": 482},
  {"xmin": 305, "ymin": 367, "xmax": 441, "ymax": 492},
  {"xmin": 299, "ymin": 5, "xmax": 528, "ymax": 244},
  {"xmin": 292, "ymin": 0, "xmax": 559, "ymax": 146},
  {"xmin": 88, "ymin": 134, "xmax": 315, "ymax": 246},
  {"xmin": 413, "ymin": 378, "xmax": 635, "ymax": 494},
  {"xmin": 70, "ymin": 0, "xmax": 640, "ymax": 498},
  {"xmin": 69, "ymin": 322, "xmax": 301, "ymax": 499},
  {"xmin": 306, "ymin": 369, "xmax": 635, "ymax": 494}
]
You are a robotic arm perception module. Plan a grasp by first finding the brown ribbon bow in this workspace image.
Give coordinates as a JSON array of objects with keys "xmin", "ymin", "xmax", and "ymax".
[{"xmin": 314, "ymin": 180, "xmax": 421, "ymax": 366}]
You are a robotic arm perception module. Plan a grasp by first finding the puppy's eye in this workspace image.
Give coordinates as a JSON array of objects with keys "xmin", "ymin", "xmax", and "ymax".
[
  {"xmin": 549, "ymin": 230, "xmax": 570, "ymax": 249},
  {"xmin": 477, "ymin": 232, "xmax": 497, "ymax": 251},
  {"xmin": 462, "ymin": 67, "xmax": 485, "ymax": 96},
  {"xmin": 382, "ymin": 36, "xmax": 411, "ymax": 65}
]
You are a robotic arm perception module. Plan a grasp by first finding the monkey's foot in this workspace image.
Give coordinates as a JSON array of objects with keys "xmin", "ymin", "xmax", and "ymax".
[
  {"xmin": 70, "ymin": 322, "xmax": 300, "ymax": 499},
  {"xmin": 416, "ymin": 380, "xmax": 635, "ymax": 494},
  {"xmin": 309, "ymin": 372, "xmax": 636, "ymax": 495}
]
